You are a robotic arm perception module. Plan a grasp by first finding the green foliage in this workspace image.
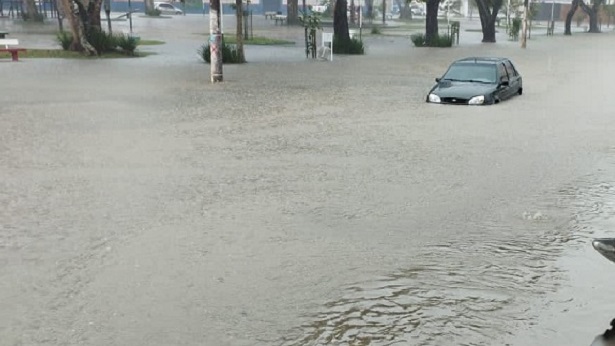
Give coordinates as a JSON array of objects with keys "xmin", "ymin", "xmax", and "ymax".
[
  {"xmin": 198, "ymin": 42, "xmax": 245, "ymax": 63},
  {"xmin": 146, "ymin": 8, "xmax": 162, "ymax": 16},
  {"xmin": 57, "ymin": 30, "xmax": 141, "ymax": 56},
  {"xmin": 299, "ymin": 11, "xmax": 322, "ymax": 31},
  {"xmin": 87, "ymin": 29, "xmax": 118, "ymax": 55},
  {"xmin": 410, "ymin": 33, "xmax": 452, "ymax": 47},
  {"xmin": 116, "ymin": 34, "xmax": 139, "ymax": 55},
  {"xmin": 371, "ymin": 26, "xmax": 382, "ymax": 34},
  {"xmin": 300, "ymin": 12, "xmax": 323, "ymax": 59},
  {"xmin": 56, "ymin": 31, "xmax": 72, "ymax": 50},
  {"xmin": 332, "ymin": 35, "xmax": 365, "ymax": 54},
  {"xmin": 528, "ymin": 1, "xmax": 540, "ymax": 20},
  {"xmin": 510, "ymin": 17, "xmax": 521, "ymax": 40}
]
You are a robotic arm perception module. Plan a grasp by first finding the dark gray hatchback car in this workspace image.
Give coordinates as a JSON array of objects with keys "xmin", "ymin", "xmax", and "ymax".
[{"xmin": 426, "ymin": 57, "xmax": 523, "ymax": 105}]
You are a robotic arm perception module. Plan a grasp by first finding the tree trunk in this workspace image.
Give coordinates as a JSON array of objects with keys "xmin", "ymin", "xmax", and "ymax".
[
  {"xmin": 425, "ymin": 0, "xmax": 440, "ymax": 44},
  {"xmin": 144, "ymin": 0, "xmax": 154, "ymax": 14},
  {"xmin": 87, "ymin": 0, "xmax": 102, "ymax": 31},
  {"xmin": 475, "ymin": 0, "xmax": 502, "ymax": 42},
  {"xmin": 60, "ymin": 0, "xmax": 96, "ymax": 54},
  {"xmin": 365, "ymin": 0, "xmax": 373, "ymax": 18},
  {"xmin": 235, "ymin": 0, "xmax": 246, "ymax": 62},
  {"xmin": 564, "ymin": 0, "xmax": 580, "ymax": 35},
  {"xmin": 22, "ymin": 0, "xmax": 42, "ymax": 21},
  {"xmin": 287, "ymin": 0, "xmax": 299, "ymax": 24},
  {"xmin": 398, "ymin": 0, "xmax": 411, "ymax": 20},
  {"xmin": 580, "ymin": 0, "xmax": 602, "ymax": 32},
  {"xmin": 521, "ymin": 0, "xmax": 528, "ymax": 48},
  {"xmin": 350, "ymin": 0, "xmax": 355, "ymax": 23},
  {"xmin": 334, "ymin": 0, "xmax": 350, "ymax": 41},
  {"xmin": 210, "ymin": 0, "xmax": 223, "ymax": 82}
]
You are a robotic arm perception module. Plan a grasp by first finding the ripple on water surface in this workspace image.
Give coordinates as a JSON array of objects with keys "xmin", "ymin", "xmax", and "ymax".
[{"xmin": 279, "ymin": 176, "xmax": 615, "ymax": 346}]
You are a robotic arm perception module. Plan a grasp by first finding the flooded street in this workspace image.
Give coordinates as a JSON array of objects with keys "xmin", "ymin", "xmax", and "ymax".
[{"xmin": 2, "ymin": 16, "xmax": 615, "ymax": 346}]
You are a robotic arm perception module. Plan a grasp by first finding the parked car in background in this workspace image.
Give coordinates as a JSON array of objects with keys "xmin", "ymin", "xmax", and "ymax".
[
  {"xmin": 410, "ymin": 4, "xmax": 425, "ymax": 16},
  {"xmin": 426, "ymin": 57, "xmax": 523, "ymax": 105},
  {"xmin": 154, "ymin": 2, "xmax": 183, "ymax": 14}
]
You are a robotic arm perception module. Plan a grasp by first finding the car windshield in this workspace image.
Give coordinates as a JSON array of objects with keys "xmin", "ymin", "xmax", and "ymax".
[{"xmin": 442, "ymin": 63, "xmax": 497, "ymax": 84}]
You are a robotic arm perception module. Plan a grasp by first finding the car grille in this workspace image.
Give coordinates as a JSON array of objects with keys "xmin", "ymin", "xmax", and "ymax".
[{"xmin": 441, "ymin": 97, "xmax": 469, "ymax": 105}]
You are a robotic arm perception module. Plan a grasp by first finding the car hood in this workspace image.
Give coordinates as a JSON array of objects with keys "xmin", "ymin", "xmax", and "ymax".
[{"xmin": 431, "ymin": 81, "xmax": 497, "ymax": 99}]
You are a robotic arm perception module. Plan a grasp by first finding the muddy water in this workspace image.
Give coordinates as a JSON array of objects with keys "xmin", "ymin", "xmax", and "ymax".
[
  {"xmin": 2, "ymin": 17, "xmax": 615, "ymax": 346},
  {"xmin": 279, "ymin": 169, "xmax": 615, "ymax": 346}
]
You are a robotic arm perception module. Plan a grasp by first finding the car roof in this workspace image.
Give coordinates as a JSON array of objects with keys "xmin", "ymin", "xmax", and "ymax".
[{"xmin": 453, "ymin": 57, "xmax": 510, "ymax": 64}]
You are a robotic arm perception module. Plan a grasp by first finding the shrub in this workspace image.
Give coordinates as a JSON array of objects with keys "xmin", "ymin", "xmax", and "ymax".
[
  {"xmin": 87, "ymin": 29, "xmax": 117, "ymax": 55},
  {"xmin": 116, "ymin": 34, "xmax": 139, "ymax": 55},
  {"xmin": 332, "ymin": 35, "xmax": 365, "ymax": 54},
  {"xmin": 371, "ymin": 26, "xmax": 382, "ymax": 34},
  {"xmin": 510, "ymin": 18, "xmax": 521, "ymax": 40},
  {"xmin": 410, "ymin": 33, "xmax": 452, "ymax": 47},
  {"xmin": 198, "ymin": 42, "xmax": 244, "ymax": 63},
  {"xmin": 410, "ymin": 33, "xmax": 426, "ymax": 46},
  {"xmin": 56, "ymin": 31, "xmax": 72, "ymax": 50},
  {"xmin": 146, "ymin": 8, "xmax": 162, "ymax": 16}
]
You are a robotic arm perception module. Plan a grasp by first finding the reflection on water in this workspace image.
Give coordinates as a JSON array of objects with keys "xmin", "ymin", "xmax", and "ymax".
[{"xmin": 280, "ymin": 179, "xmax": 615, "ymax": 346}]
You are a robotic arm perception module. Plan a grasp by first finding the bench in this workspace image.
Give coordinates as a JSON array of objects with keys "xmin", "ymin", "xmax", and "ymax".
[
  {"xmin": 264, "ymin": 11, "xmax": 277, "ymax": 19},
  {"xmin": 274, "ymin": 14, "xmax": 287, "ymax": 25},
  {"xmin": 0, "ymin": 38, "xmax": 26, "ymax": 61}
]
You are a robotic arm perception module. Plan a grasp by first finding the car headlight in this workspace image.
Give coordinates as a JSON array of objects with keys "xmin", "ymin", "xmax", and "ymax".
[
  {"xmin": 428, "ymin": 94, "xmax": 441, "ymax": 103},
  {"xmin": 468, "ymin": 95, "xmax": 485, "ymax": 105}
]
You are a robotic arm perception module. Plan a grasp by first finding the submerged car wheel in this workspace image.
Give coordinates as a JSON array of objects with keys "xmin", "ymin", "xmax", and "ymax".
[{"xmin": 518, "ymin": 87, "xmax": 523, "ymax": 95}]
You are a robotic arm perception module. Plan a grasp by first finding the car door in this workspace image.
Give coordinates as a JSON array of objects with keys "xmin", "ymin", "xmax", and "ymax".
[
  {"xmin": 496, "ymin": 63, "xmax": 511, "ymax": 100},
  {"xmin": 504, "ymin": 60, "xmax": 521, "ymax": 95}
]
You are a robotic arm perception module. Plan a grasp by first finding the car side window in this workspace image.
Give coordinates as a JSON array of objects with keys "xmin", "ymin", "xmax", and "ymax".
[
  {"xmin": 498, "ymin": 63, "xmax": 509, "ymax": 82},
  {"xmin": 504, "ymin": 61, "xmax": 518, "ymax": 77}
]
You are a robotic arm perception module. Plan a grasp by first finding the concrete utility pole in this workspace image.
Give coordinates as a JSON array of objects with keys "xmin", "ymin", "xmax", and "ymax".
[
  {"xmin": 209, "ymin": 0, "xmax": 224, "ymax": 82},
  {"xmin": 520, "ymin": 0, "xmax": 529, "ymax": 48}
]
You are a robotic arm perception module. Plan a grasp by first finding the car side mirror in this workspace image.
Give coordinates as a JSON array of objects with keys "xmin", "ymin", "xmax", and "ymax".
[
  {"xmin": 500, "ymin": 80, "xmax": 509, "ymax": 86},
  {"xmin": 435, "ymin": 77, "xmax": 441, "ymax": 83}
]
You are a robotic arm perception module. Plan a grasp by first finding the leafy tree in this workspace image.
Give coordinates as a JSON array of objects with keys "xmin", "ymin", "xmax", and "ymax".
[
  {"xmin": 395, "ymin": 0, "xmax": 412, "ymax": 20},
  {"xmin": 474, "ymin": 0, "xmax": 503, "ymax": 42},
  {"xmin": 22, "ymin": 0, "xmax": 43, "ymax": 21},
  {"xmin": 579, "ymin": 0, "xmax": 603, "ymax": 32},
  {"xmin": 565, "ymin": 0, "xmax": 603, "ymax": 34},
  {"xmin": 287, "ymin": 0, "xmax": 300, "ymax": 24},
  {"xmin": 144, "ymin": 0, "xmax": 155, "ymax": 15},
  {"xmin": 424, "ymin": 0, "xmax": 441, "ymax": 44},
  {"xmin": 59, "ymin": 0, "xmax": 103, "ymax": 55},
  {"xmin": 333, "ymin": 0, "xmax": 350, "ymax": 41},
  {"xmin": 564, "ymin": 0, "xmax": 581, "ymax": 34},
  {"xmin": 235, "ymin": 0, "xmax": 246, "ymax": 62},
  {"xmin": 603, "ymin": 4, "xmax": 615, "ymax": 27}
]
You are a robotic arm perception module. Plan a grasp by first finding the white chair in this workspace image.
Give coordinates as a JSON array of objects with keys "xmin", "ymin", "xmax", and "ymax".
[{"xmin": 319, "ymin": 32, "xmax": 333, "ymax": 61}]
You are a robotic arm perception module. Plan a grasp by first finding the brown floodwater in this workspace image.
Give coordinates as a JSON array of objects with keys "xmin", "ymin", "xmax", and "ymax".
[{"xmin": 1, "ymin": 15, "xmax": 615, "ymax": 346}]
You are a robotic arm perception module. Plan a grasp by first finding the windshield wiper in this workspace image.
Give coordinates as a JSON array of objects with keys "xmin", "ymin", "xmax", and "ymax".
[
  {"xmin": 464, "ymin": 79, "xmax": 494, "ymax": 84},
  {"xmin": 443, "ymin": 78, "xmax": 493, "ymax": 84}
]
